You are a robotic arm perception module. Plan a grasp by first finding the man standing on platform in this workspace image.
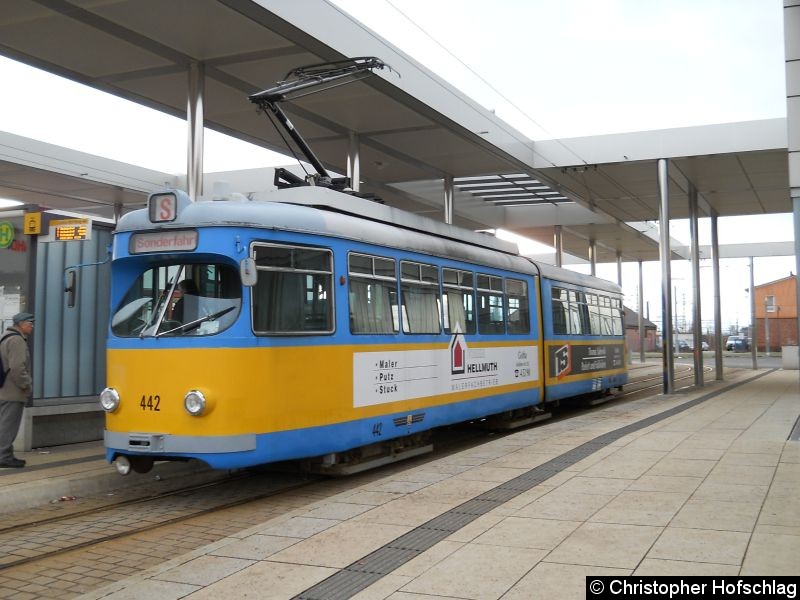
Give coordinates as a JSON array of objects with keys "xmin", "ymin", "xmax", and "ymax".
[{"xmin": 0, "ymin": 312, "xmax": 34, "ymax": 468}]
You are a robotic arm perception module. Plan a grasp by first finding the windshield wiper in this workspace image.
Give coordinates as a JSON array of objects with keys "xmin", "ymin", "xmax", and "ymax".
[
  {"xmin": 140, "ymin": 267, "xmax": 185, "ymax": 338},
  {"xmin": 155, "ymin": 306, "xmax": 236, "ymax": 338}
]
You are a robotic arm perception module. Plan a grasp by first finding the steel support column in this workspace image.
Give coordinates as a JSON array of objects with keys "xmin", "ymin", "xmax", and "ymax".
[
  {"xmin": 187, "ymin": 62, "xmax": 204, "ymax": 201},
  {"xmin": 638, "ymin": 259, "xmax": 645, "ymax": 363},
  {"xmin": 750, "ymin": 257, "xmax": 758, "ymax": 369},
  {"xmin": 658, "ymin": 158, "xmax": 675, "ymax": 394},
  {"xmin": 616, "ymin": 251, "xmax": 622, "ymax": 286},
  {"xmin": 444, "ymin": 175, "xmax": 454, "ymax": 224},
  {"xmin": 589, "ymin": 239, "xmax": 597, "ymax": 277},
  {"xmin": 787, "ymin": 0, "xmax": 800, "ymax": 382},
  {"xmin": 113, "ymin": 187, "xmax": 124, "ymax": 224},
  {"xmin": 554, "ymin": 225, "xmax": 563, "ymax": 268},
  {"xmin": 688, "ymin": 184, "xmax": 703, "ymax": 386},
  {"xmin": 347, "ymin": 132, "xmax": 361, "ymax": 192},
  {"xmin": 711, "ymin": 212, "xmax": 723, "ymax": 380},
  {"xmin": 795, "ymin": 198, "xmax": 800, "ymax": 370}
]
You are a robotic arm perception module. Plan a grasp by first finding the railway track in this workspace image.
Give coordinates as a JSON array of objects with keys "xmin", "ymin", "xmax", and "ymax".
[
  {"xmin": 0, "ymin": 364, "xmax": 702, "ymax": 598},
  {"xmin": 615, "ymin": 362, "xmax": 702, "ymax": 398},
  {"xmin": 0, "ymin": 471, "xmax": 319, "ymax": 570}
]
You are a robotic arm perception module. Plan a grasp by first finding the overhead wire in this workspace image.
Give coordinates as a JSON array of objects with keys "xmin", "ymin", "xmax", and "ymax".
[{"xmin": 381, "ymin": 0, "xmax": 591, "ymax": 169}]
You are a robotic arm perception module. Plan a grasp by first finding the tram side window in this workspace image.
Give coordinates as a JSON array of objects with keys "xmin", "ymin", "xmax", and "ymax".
[
  {"xmin": 598, "ymin": 295, "xmax": 614, "ymax": 335},
  {"xmin": 587, "ymin": 294, "xmax": 601, "ymax": 335},
  {"xmin": 611, "ymin": 297, "xmax": 624, "ymax": 335},
  {"xmin": 348, "ymin": 253, "xmax": 398, "ymax": 334},
  {"xmin": 551, "ymin": 287, "xmax": 569, "ymax": 334},
  {"xmin": 252, "ymin": 244, "xmax": 333, "ymax": 334},
  {"xmin": 566, "ymin": 290, "xmax": 583, "ymax": 334},
  {"xmin": 506, "ymin": 278, "xmax": 530, "ymax": 334},
  {"xmin": 477, "ymin": 274, "xmax": 504, "ymax": 334},
  {"xmin": 573, "ymin": 291, "xmax": 591, "ymax": 335},
  {"xmin": 400, "ymin": 261, "xmax": 441, "ymax": 334},
  {"xmin": 442, "ymin": 268, "xmax": 476, "ymax": 334}
]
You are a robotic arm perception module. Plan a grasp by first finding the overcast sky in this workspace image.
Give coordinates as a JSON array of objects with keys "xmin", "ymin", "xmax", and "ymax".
[
  {"xmin": 0, "ymin": 0, "xmax": 791, "ymax": 333},
  {"xmin": 331, "ymin": 0, "xmax": 786, "ymax": 139}
]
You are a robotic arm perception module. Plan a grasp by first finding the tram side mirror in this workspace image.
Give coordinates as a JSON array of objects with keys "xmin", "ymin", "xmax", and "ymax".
[
  {"xmin": 65, "ymin": 270, "xmax": 77, "ymax": 307},
  {"xmin": 240, "ymin": 257, "xmax": 257, "ymax": 287}
]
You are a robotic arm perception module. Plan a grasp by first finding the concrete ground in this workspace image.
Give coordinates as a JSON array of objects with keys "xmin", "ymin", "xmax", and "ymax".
[{"xmin": 68, "ymin": 367, "xmax": 800, "ymax": 600}]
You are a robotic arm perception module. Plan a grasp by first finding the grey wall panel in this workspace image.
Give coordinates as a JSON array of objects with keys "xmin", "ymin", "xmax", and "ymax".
[
  {"xmin": 32, "ymin": 241, "xmax": 47, "ymax": 398},
  {"xmin": 94, "ymin": 232, "xmax": 111, "ymax": 395},
  {"xmin": 41, "ymin": 241, "xmax": 65, "ymax": 398},
  {"xmin": 61, "ymin": 240, "xmax": 82, "ymax": 396},
  {"xmin": 77, "ymin": 235, "xmax": 98, "ymax": 396},
  {"xmin": 33, "ymin": 227, "xmax": 112, "ymax": 403}
]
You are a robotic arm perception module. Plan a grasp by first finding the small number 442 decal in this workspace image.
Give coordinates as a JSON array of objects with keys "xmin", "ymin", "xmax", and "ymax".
[{"xmin": 140, "ymin": 395, "xmax": 161, "ymax": 411}]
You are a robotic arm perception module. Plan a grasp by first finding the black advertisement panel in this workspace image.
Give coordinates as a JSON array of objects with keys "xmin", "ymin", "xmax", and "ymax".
[{"xmin": 549, "ymin": 342, "xmax": 625, "ymax": 378}]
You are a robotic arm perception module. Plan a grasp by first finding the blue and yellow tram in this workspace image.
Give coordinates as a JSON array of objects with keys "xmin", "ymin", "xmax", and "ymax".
[{"xmin": 101, "ymin": 186, "xmax": 627, "ymax": 474}]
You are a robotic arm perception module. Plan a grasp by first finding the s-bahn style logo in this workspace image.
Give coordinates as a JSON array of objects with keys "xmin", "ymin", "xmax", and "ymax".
[
  {"xmin": 450, "ymin": 332, "xmax": 466, "ymax": 375},
  {"xmin": 554, "ymin": 344, "xmax": 572, "ymax": 379}
]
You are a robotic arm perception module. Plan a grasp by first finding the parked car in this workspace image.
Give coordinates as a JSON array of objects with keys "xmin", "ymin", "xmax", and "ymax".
[
  {"xmin": 701, "ymin": 341, "xmax": 709, "ymax": 351},
  {"xmin": 676, "ymin": 339, "xmax": 692, "ymax": 352},
  {"xmin": 725, "ymin": 336, "xmax": 748, "ymax": 352}
]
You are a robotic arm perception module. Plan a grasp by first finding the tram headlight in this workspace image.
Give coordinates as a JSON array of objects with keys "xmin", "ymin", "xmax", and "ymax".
[
  {"xmin": 99, "ymin": 387, "xmax": 120, "ymax": 413},
  {"xmin": 184, "ymin": 390, "xmax": 206, "ymax": 416},
  {"xmin": 115, "ymin": 455, "xmax": 131, "ymax": 476}
]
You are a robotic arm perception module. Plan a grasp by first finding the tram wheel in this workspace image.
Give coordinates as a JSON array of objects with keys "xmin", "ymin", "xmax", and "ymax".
[{"xmin": 129, "ymin": 456, "xmax": 154, "ymax": 474}]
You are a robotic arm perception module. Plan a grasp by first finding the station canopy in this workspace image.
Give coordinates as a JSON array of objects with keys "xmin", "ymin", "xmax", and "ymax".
[{"xmin": 0, "ymin": 0, "xmax": 790, "ymax": 263}]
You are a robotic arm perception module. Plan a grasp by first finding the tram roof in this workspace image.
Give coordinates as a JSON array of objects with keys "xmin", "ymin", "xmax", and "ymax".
[
  {"xmin": 115, "ymin": 185, "xmax": 622, "ymax": 295},
  {"xmin": 116, "ymin": 187, "xmax": 534, "ymax": 274}
]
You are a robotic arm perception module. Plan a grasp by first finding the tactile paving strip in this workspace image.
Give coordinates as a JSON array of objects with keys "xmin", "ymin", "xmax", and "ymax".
[{"xmin": 295, "ymin": 371, "xmax": 773, "ymax": 600}]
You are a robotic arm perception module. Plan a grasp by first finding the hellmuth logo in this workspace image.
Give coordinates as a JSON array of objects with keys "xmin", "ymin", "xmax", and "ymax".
[{"xmin": 450, "ymin": 330, "xmax": 466, "ymax": 375}]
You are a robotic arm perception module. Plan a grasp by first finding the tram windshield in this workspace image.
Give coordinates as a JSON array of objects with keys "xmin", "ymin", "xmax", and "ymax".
[{"xmin": 111, "ymin": 262, "xmax": 241, "ymax": 337}]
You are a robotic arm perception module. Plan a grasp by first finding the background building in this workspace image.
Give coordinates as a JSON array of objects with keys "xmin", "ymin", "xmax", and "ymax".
[
  {"xmin": 754, "ymin": 274, "xmax": 797, "ymax": 351},
  {"xmin": 624, "ymin": 306, "xmax": 658, "ymax": 352}
]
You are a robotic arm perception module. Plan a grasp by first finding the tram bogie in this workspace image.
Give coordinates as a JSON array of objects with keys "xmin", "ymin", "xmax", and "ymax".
[{"xmin": 299, "ymin": 432, "xmax": 434, "ymax": 476}]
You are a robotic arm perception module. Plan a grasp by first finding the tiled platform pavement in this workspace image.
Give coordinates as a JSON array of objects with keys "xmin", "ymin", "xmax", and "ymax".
[{"xmin": 77, "ymin": 368, "xmax": 800, "ymax": 600}]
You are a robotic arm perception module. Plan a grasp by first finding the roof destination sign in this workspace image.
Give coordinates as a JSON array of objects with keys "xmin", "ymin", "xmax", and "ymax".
[{"xmin": 129, "ymin": 230, "xmax": 198, "ymax": 254}]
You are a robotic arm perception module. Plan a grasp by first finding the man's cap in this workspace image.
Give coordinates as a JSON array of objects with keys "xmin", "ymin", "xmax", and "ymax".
[{"xmin": 12, "ymin": 312, "xmax": 35, "ymax": 324}]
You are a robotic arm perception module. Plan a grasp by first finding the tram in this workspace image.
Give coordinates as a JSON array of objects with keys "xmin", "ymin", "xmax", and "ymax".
[{"xmin": 99, "ymin": 58, "xmax": 627, "ymax": 475}]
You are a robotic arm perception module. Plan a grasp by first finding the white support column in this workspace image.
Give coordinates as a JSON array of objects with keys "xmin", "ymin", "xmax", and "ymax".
[
  {"xmin": 794, "ymin": 198, "xmax": 800, "ymax": 363},
  {"xmin": 658, "ymin": 158, "xmax": 675, "ymax": 394},
  {"xmin": 786, "ymin": 1, "xmax": 800, "ymax": 374},
  {"xmin": 750, "ymin": 257, "xmax": 758, "ymax": 370},
  {"xmin": 554, "ymin": 225, "xmax": 563, "ymax": 268},
  {"xmin": 347, "ymin": 131, "xmax": 361, "ymax": 192},
  {"xmin": 638, "ymin": 259, "xmax": 645, "ymax": 363},
  {"xmin": 589, "ymin": 239, "xmax": 597, "ymax": 277},
  {"xmin": 711, "ymin": 212, "xmax": 723, "ymax": 380},
  {"xmin": 688, "ymin": 183, "xmax": 703, "ymax": 386},
  {"xmin": 616, "ymin": 251, "xmax": 622, "ymax": 286},
  {"xmin": 444, "ymin": 175, "xmax": 454, "ymax": 225},
  {"xmin": 187, "ymin": 61, "xmax": 205, "ymax": 201},
  {"xmin": 113, "ymin": 186, "xmax": 124, "ymax": 224}
]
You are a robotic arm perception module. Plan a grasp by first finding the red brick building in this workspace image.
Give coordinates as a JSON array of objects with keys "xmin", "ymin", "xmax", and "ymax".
[
  {"xmin": 754, "ymin": 275, "xmax": 798, "ymax": 351},
  {"xmin": 624, "ymin": 306, "xmax": 658, "ymax": 352}
]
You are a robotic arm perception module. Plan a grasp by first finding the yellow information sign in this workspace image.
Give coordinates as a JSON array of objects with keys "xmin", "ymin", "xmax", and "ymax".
[
  {"xmin": 43, "ymin": 218, "xmax": 92, "ymax": 243},
  {"xmin": 24, "ymin": 212, "xmax": 41, "ymax": 235},
  {"xmin": 54, "ymin": 222, "xmax": 89, "ymax": 241}
]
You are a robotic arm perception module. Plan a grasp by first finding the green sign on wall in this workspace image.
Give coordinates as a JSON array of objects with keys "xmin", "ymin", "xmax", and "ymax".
[{"xmin": 0, "ymin": 221, "xmax": 15, "ymax": 249}]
